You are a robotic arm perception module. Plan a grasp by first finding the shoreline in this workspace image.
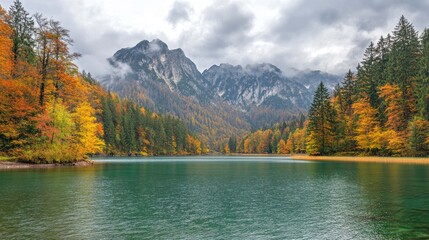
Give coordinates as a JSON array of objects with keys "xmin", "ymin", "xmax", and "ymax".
[
  {"xmin": 0, "ymin": 160, "xmax": 93, "ymax": 170},
  {"xmin": 2, "ymin": 155, "xmax": 429, "ymax": 168},
  {"xmin": 291, "ymin": 155, "xmax": 429, "ymax": 164}
]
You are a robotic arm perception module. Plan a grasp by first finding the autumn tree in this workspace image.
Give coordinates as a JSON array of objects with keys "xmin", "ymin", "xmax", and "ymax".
[
  {"xmin": 285, "ymin": 134, "xmax": 294, "ymax": 154},
  {"xmin": 277, "ymin": 139, "xmax": 288, "ymax": 154},
  {"xmin": 0, "ymin": 7, "xmax": 13, "ymax": 79},
  {"xmin": 0, "ymin": 79, "xmax": 37, "ymax": 155},
  {"xmin": 379, "ymin": 84, "xmax": 405, "ymax": 131},
  {"xmin": 352, "ymin": 97, "xmax": 385, "ymax": 153},
  {"xmin": 186, "ymin": 134, "xmax": 202, "ymax": 155},
  {"xmin": 0, "ymin": 6, "xmax": 37, "ymax": 156},
  {"xmin": 224, "ymin": 144, "xmax": 230, "ymax": 154},
  {"xmin": 292, "ymin": 126, "xmax": 307, "ymax": 153},
  {"xmin": 73, "ymin": 102, "xmax": 104, "ymax": 156},
  {"xmin": 26, "ymin": 100, "xmax": 74, "ymax": 162}
]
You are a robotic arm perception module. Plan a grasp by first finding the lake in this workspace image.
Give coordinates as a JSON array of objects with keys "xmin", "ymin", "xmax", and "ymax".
[{"xmin": 1, "ymin": 156, "xmax": 428, "ymax": 239}]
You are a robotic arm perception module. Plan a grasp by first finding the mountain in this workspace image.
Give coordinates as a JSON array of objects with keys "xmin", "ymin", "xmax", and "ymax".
[
  {"xmin": 202, "ymin": 63, "xmax": 341, "ymax": 127},
  {"xmin": 202, "ymin": 63, "xmax": 310, "ymax": 111},
  {"xmin": 107, "ymin": 39, "xmax": 213, "ymax": 102},
  {"xmin": 102, "ymin": 39, "xmax": 250, "ymax": 148},
  {"xmin": 101, "ymin": 39, "xmax": 341, "ymax": 149}
]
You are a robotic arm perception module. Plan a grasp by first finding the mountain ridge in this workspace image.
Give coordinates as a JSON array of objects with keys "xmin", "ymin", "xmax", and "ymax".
[{"xmin": 100, "ymin": 39, "xmax": 342, "ymax": 149}]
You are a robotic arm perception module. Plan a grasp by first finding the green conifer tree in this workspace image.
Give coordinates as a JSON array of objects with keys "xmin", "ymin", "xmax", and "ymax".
[
  {"xmin": 416, "ymin": 28, "xmax": 429, "ymax": 119},
  {"xmin": 101, "ymin": 98, "xmax": 116, "ymax": 154},
  {"xmin": 7, "ymin": 0, "xmax": 35, "ymax": 64},
  {"xmin": 306, "ymin": 82, "xmax": 336, "ymax": 155},
  {"xmin": 387, "ymin": 16, "xmax": 420, "ymax": 121}
]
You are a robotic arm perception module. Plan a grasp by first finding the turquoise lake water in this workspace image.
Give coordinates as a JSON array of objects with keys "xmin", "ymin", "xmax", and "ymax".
[{"xmin": 0, "ymin": 156, "xmax": 428, "ymax": 239}]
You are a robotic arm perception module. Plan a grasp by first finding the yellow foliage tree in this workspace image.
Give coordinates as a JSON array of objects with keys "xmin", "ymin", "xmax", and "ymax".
[
  {"xmin": 73, "ymin": 102, "xmax": 104, "ymax": 157},
  {"xmin": 306, "ymin": 131, "xmax": 320, "ymax": 155},
  {"xmin": 256, "ymin": 129, "xmax": 273, "ymax": 153},
  {"xmin": 243, "ymin": 138, "xmax": 250, "ymax": 154},
  {"xmin": 285, "ymin": 138, "xmax": 294, "ymax": 154},
  {"xmin": 224, "ymin": 144, "xmax": 230, "ymax": 154},
  {"xmin": 26, "ymin": 100, "xmax": 74, "ymax": 163},
  {"xmin": 277, "ymin": 139, "xmax": 288, "ymax": 154},
  {"xmin": 293, "ymin": 126, "xmax": 307, "ymax": 153},
  {"xmin": 186, "ymin": 134, "xmax": 202, "ymax": 155},
  {"xmin": 352, "ymin": 97, "xmax": 382, "ymax": 152},
  {"xmin": 384, "ymin": 129, "xmax": 406, "ymax": 156},
  {"xmin": 171, "ymin": 136, "xmax": 177, "ymax": 155}
]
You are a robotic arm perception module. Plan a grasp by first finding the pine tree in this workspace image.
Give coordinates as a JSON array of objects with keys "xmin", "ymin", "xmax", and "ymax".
[
  {"xmin": 408, "ymin": 117, "xmax": 429, "ymax": 156},
  {"xmin": 416, "ymin": 28, "xmax": 429, "ymax": 119},
  {"xmin": 357, "ymin": 42, "xmax": 379, "ymax": 107},
  {"xmin": 101, "ymin": 97, "xmax": 116, "ymax": 154},
  {"xmin": 163, "ymin": 117, "xmax": 175, "ymax": 154},
  {"xmin": 228, "ymin": 136, "xmax": 237, "ymax": 153},
  {"xmin": 387, "ymin": 16, "xmax": 420, "ymax": 121},
  {"xmin": 373, "ymin": 34, "xmax": 392, "ymax": 86},
  {"xmin": 7, "ymin": 0, "xmax": 35, "ymax": 64},
  {"xmin": 331, "ymin": 72, "xmax": 357, "ymax": 152},
  {"xmin": 306, "ymin": 82, "xmax": 336, "ymax": 155},
  {"xmin": 341, "ymin": 70, "xmax": 355, "ymax": 114},
  {"xmin": 387, "ymin": 16, "xmax": 420, "ymax": 87}
]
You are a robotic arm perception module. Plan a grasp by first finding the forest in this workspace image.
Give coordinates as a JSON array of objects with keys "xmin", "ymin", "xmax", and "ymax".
[
  {"xmin": 0, "ymin": 1, "xmax": 202, "ymax": 163},
  {"xmin": 230, "ymin": 16, "xmax": 429, "ymax": 157}
]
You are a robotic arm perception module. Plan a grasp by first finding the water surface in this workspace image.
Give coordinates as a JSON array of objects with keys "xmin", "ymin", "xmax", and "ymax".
[{"xmin": 1, "ymin": 156, "xmax": 428, "ymax": 239}]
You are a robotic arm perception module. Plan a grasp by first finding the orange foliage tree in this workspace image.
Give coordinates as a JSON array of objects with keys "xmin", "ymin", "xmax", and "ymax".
[
  {"xmin": 352, "ymin": 97, "xmax": 384, "ymax": 153},
  {"xmin": 0, "ymin": 7, "xmax": 13, "ymax": 79},
  {"xmin": 379, "ymin": 83, "xmax": 407, "ymax": 155}
]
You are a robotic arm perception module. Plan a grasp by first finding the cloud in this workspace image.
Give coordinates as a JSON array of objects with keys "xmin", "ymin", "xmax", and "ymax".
[
  {"xmin": 195, "ymin": 1, "xmax": 254, "ymax": 54},
  {"xmin": 3, "ymin": 0, "xmax": 429, "ymax": 76},
  {"xmin": 262, "ymin": 0, "xmax": 429, "ymax": 74},
  {"xmin": 167, "ymin": 1, "xmax": 192, "ymax": 26},
  {"xmin": 177, "ymin": 1, "xmax": 255, "ymax": 69}
]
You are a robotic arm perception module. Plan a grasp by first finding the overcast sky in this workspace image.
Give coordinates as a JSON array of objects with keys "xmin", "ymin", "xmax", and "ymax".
[{"xmin": 3, "ymin": 0, "xmax": 429, "ymax": 76}]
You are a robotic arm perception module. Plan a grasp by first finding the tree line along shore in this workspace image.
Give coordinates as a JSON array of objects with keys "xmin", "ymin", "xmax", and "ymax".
[{"xmin": 226, "ymin": 16, "xmax": 429, "ymax": 158}]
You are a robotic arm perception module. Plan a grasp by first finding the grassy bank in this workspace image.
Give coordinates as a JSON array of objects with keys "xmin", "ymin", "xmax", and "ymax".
[
  {"xmin": 0, "ymin": 156, "xmax": 14, "ymax": 162},
  {"xmin": 291, "ymin": 155, "xmax": 429, "ymax": 164}
]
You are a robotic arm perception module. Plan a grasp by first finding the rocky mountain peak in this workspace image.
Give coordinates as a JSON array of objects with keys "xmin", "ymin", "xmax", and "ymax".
[
  {"xmin": 106, "ymin": 39, "xmax": 213, "ymax": 102},
  {"xmin": 133, "ymin": 39, "xmax": 169, "ymax": 53}
]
